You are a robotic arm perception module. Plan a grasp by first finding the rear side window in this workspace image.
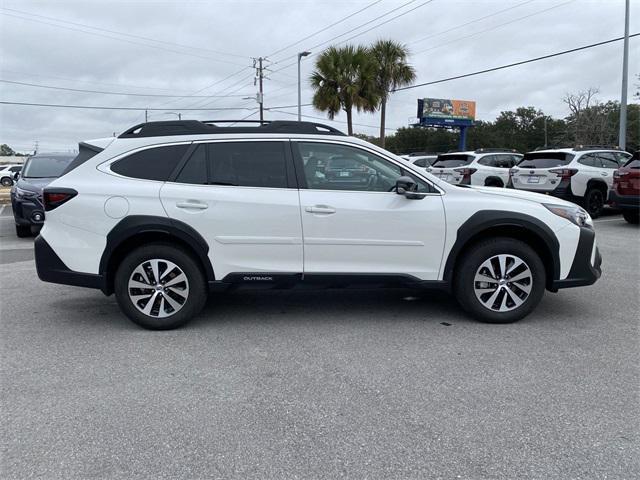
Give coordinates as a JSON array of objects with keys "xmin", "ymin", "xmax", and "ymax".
[
  {"xmin": 578, "ymin": 154, "xmax": 598, "ymax": 167},
  {"xmin": 111, "ymin": 144, "xmax": 189, "ymax": 181},
  {"xmin": 208, "ymin": 141, "xmax": 288, "ymax": 188},
  {"xmin": 598, "ymin": 153, "xmax": 620, "ymax": 169},
  {"xmin": 477, "ymin": 155, "xmax": 495, "ymax": 167},
  {"xmin": 432, "ymin": 154, "xmax": 473, "ymax": 168},
  {"xmin": 518, "ymin": 152, "xmax": 574, "ymax": 168}
]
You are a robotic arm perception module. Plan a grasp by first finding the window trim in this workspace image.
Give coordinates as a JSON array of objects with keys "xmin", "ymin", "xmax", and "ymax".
[{"xmin": 290, "ymin": 139, "xmax": 443, "ymax": 195}]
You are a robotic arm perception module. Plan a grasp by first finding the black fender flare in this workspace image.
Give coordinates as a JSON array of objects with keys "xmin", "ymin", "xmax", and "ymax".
[
  {"xmin": 483, "ymin": 176, "xmax": 504, "ymax": 187},
  {"xmin": 99, "ymin": 215, "xmax": 215, "ymax": 288},
  {"xmin": 442, "ymin": 210, "xmax": 561, "ymax": 284}
]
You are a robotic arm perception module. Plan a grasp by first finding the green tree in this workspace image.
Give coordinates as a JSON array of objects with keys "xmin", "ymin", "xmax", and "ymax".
[
  {"xmin": 310, "ymin": 45, "xmax": 379, "ymax": 135},
  {"xmin": 0, "ymin": 144, "xmax": 16, "ymax": 156},
  {"xmin": 371, "ymin": 40, "xmax": 415, "ymax": 148}
]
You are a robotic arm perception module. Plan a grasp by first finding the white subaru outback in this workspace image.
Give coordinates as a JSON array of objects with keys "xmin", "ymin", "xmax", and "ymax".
[
  {"xmin": 427, "ymin": 149, "xmax": 523, "ymax": 188},
  {"xmin": 35, "ymin": 120, "xmax": 601, "ymax": 330},
  {"xmin": 509, "ymin": 147, "xmax": 632, "ymax": 217}
]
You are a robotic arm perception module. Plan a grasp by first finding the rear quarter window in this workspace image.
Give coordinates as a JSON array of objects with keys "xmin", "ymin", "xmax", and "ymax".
[{"xmin": 111, "ymin": 144, "xmax": 190, "ymax": 181}]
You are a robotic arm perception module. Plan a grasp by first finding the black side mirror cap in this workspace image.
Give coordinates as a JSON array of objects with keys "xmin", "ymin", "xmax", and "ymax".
[
  {"xmin": 13, "ymin": 172, "xmax": 20, "ymax": 181},
  {"xmin": 395, "ymin": 176, "xmax": 426, "ymax": 199}
]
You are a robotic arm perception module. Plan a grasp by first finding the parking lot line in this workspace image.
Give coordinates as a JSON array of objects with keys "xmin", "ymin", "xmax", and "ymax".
[
  {"xmin": 0, "ymin": 205, "xmax": 5, "ymax": 216},
  {"xmin": 594, "ymin": 217, "xmax": 626, "ymax": 223}
]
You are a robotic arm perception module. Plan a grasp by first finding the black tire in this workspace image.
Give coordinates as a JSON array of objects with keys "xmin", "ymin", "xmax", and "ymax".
[
  {"xmin": 15, "ymin": 224, "xmax": 31, "ymax": 238},
  {"xmin": 623, "ymin": 210, "xmax": 640, "ymax": 224},
  {"xmin": 114, "ymin": 243, "xmax": 207, "ymax": 330},
  {"xmin": 453, "ymin": 237, "xmax": 546, "ymax": 324},
  {"xmin": 1, "ymin": 176, "xmax": 13, "ymax": 187},
  {"xmin": 583, "ymin": 187, "xmax": 605, "ymax": 218}
]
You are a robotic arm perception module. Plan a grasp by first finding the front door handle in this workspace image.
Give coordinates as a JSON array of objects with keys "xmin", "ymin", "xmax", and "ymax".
[
  {"xmin": 176, "ymin": 201, "xmax": 208, "ymax": 210},
  {"xmin": 305, "ymin": 205, "xmax": 336, "ymax": 214}
]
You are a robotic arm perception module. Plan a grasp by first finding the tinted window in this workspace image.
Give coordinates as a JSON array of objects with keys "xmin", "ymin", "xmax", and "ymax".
[
  {"xmin": 477, "ymin": 155, "xmax": 495, "ymax": 167},
  {"xmin": 518, "ymin": 152, "xmax": 574, "ymax": 168},
  {"xmin": 494, "ymin": 155, "xmax": 515, "ymax": 168},
  {"xmin": 10, "ymin": 166, "xmax": 22, "ymax": 172},
  {"xmin": 208, "ymin": 141, "xmax": 287, "ymax": 188},
  {"xmin": 22, "ymin": 155, "xmax": 75, "ymax": 178},
  {"xmin": 297, "ymin": 142, "xmax": 433, "ymax": 193},
  {"xmin": 175, "ymin": 145, "xmax": 207, "ymax": 184},
  {"xmin": 616, "ymin": 152, "xmax": 632, "ymax": 165},
  {"xmin": 598, "ymin": 153, "xmax": 620, "ymax": 169},
  {"xmin": 578, "ymin": 154, "xmax": 598, "ymax": 167},
  {"xmin": 111, "ymin": 144, "xmax": 189, "ymax": 181},
  {"xmin": 624, "ymin": 159, "xmax": 640, "ymax": 169},
  {"xmin": 432, "ymin": 154, "xmax": 473, "ymax": 168}
]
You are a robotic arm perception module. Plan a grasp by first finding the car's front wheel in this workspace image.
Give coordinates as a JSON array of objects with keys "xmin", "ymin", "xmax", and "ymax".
[
  {"xmin": 114, "ymin": 244, "xmax": 207, "ymax": 330},
  {"xmin": 454, "ymin": 238, "xmax": 546, "ymax": 323},
  {"xmin": 623, "ymin": 210, "xmax": 640, "ymax": 224}
]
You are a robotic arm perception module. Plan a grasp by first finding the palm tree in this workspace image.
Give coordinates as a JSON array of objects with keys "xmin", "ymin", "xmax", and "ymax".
[
  {"xmin": 310, "ymin": 45, "xmax": 379, "ymax": 136},
  {"xmin": 371, "ymin": 40, "xmax": 416, "ymax": 148}
]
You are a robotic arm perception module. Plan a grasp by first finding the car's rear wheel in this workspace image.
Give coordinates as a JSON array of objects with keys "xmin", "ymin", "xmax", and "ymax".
[
  {"xmin": 15, "ymin": 224, "xmax": 31, "ymax": 237},
  {"xmin": 454, "ymin": 238, "xmax": 546, "ymax": 323},
  {"xmin": 623, "ymin": 210, "xmax": 640, "ymax": 224},
  {"xmin": 114, "ymin": 244, "xmax": 207, "ymax": 330},
  {"xmin": 1, "ymin": 176, "xmax": 13, "ymax": 187},
  {"xmin": 583, "ymin": 187, "xmax": 605, "ymax": 218}
]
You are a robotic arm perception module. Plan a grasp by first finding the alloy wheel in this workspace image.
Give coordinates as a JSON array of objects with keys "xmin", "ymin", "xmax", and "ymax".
[
  {"xmin": 473, "ymin": 254, "xmax": 532, "ymax": 312},
  {"xmin": 128, "ymin": 259, "xmax": 189, "ymax": 318}
]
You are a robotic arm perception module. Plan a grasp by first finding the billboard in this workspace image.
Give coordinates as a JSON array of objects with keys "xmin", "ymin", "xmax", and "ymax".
[{"xmin": 418, "ymin": 98, "xmax": 476, "ymax": 121}]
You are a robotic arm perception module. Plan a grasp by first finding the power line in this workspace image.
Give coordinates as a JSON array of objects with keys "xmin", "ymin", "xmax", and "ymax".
[
  {"xmin": 0, "ymin": 101, "xmax": 257, "ymax": 111},
  {"xmin": 0, "ymin": 79, "xmax": 253, "ymax": 98},
  {"xmin": 271, "ymin": 0, "xmax": 428, "ymax": 70},
  {"xmin": 0, "ymin": 7, "xmax": 249, "ymax": 60},
  {"xmin": 267, "ymin": 0, "xmax": 385, "ymax": 58},
  {"xmin": 0, "ymin": 11, "xmax": 247, "ymax": 67},
  {"xmin": 407, "ymin": 0, "xmax": 536, "ymax": 46},
  {"xmin": 413, "ymin": 0, "xmax": 575, "ymax": 55},
  {"xmin": 394, "ymin": 33, "xmax": 640, "ymax": 92}
]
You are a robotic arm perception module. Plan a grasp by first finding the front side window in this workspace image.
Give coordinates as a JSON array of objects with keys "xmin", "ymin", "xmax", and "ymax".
[
  {"xmin": 111, "ymin": 144, "xmax": 189, "ymax": 181},
  {"xmin": 296, "ymin": 142, "xmax": 432, "ymax": 192}
]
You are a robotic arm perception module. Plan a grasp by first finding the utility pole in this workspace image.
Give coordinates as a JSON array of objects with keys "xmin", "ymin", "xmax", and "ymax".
[
  {"xmin": 258, "ymin": 57, "xmax": 264, "ymax": 123},
  {"xmin": 297, "ymin": 51, "xmax": 311, "ymax": 121},
  {"xmin": 619, "ymin": 0, "xmax": 630, "ymax": 150}
]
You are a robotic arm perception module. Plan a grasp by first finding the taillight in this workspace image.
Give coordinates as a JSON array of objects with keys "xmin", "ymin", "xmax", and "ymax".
[
  {"xmin": 43, "ymin": 188, "xmax": 77, "ymax": 211},
  {"xmin": 548, "ymin": 168, "xmax": 578, "ymax": 180},
  {"xmin": 453, "ymin": 167, "xmax": 477, "ymax": 185}
]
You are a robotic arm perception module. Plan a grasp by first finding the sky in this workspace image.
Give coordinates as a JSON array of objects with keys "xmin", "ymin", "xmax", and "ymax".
[{"xmin": 0, "ymin": 0, "xmax": 638, "ymax": 153}]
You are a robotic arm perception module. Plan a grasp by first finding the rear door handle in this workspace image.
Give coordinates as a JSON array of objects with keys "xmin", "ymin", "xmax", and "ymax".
[
  {"xmin": 305, "ymin": 205, "xmax": 336, "ymax": 214},
  {"xmin": 176, "ymin": 201, "xmax": 208, "ymax": 210}
]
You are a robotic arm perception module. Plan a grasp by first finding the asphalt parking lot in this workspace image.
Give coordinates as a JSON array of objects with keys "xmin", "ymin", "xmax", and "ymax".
[{"xmin": 0, "ymin": 205, "xmax": 638, "ymax": 479}]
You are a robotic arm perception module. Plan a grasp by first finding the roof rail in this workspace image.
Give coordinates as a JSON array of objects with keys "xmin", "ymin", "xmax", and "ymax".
[
  {"xmin": 118, "ymin": 120, "xmax": 345, "ymax": 138},
  {"xmin": 572, "ymin": 144, "xmax": 621, "ymax": 151},
  {"xmin": 474, "ymin": 148, "xmax": 518, "ymax": 153}
]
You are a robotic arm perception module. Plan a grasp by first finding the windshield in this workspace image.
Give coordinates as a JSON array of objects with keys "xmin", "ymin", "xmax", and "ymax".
[
  {"xmin": 22, "ymin": 155, "xmax": 75, "ymax": 178},
  {"xmin": 432, "ymin": 154, "xmax": 473, "ymax": 168},
  {"xmin": 517, "ymin": 152, "xmax": 574, "ymax": 168}
]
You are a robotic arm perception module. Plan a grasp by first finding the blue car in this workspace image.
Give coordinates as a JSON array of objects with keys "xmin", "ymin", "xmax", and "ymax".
[{"xmin": 11, "ymin": 153, "xmax": 75, "ymax": 237}]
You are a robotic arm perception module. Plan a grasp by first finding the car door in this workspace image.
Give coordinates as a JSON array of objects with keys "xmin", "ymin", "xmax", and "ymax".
[
  {"xmin": 293, "ymin": 140, "xmax": 446, "ymax": 281},
  {"xmin": 160, "ymin": 140, "xmax": 303, "ymax": 280},
  {"xmin": 573, "ymin": 153, "xmax": 600, "ymax": 196},
  {"xmin": 598, "ymin": 152, "xmax": 622, "ymax": 189}
]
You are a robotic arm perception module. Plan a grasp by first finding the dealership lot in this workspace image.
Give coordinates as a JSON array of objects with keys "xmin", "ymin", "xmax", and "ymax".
[{"xmin": 0, "ymin": 207, "xmax": 638, "ymax": 479}]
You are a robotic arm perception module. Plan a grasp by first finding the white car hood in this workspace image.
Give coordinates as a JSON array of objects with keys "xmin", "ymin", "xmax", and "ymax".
[{"xmin": 468, "ymin": 186, "xmax": 578, "ymax": 208}]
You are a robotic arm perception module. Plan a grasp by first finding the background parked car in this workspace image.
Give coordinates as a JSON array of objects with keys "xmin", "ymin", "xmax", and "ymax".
[
  {"xmin": 11, "ymin": 152, "xmax": 75, "ymax": 237},
  {"xmin": 0, "ymin": 164, "xmax": 23, "ymax": 186},
  {"xmin": 509, "ymin": 146, "xmax": 631, "ymax": 217},
  {"xmin": 400, "ymin": 152, "xmax": 440, "ymax": 169},
  {"xmin": 427, "ymin": 149, "xmax": 522, "ymax": 187},
  {"xmin": 610, "ymin": 151, "xmax": 640, "ymax": 224}
]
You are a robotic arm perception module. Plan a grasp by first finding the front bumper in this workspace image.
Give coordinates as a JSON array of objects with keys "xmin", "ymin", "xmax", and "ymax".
[
  {"xmin": 608, "ymin": 190, "xmax": 640, "ymax": 210},
  {"xmin": 34, "ymin": 235, "xmax": 106, "ymax": 292},
  {"xmin": 550, "ymin": 226, "xmax": 601, "ymax": 290},
  {"xmin": 11, "ymin": 194, "xmax": 45, "ymax": 226}
]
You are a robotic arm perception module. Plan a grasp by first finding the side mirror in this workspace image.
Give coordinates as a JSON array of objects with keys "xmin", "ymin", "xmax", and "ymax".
[
  {"xmin": 395, "ymin": 176, "xmax": 426, "ymax": 200},
  {"xmin": 13, "ymin": 172, "xmax": 20, "ymax": 181}
]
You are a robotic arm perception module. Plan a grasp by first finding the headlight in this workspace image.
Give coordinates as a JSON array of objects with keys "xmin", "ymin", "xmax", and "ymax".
[
  {"xmin": 544, "ymin": 203, "xmax": 592, "ymax": 228},
  {"xmin": 14, "ymin": 187, "xmax": 37, "ymax": 200}
]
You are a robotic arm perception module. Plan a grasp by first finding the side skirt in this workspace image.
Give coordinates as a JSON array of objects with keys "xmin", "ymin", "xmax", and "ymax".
[{"xmin": 209, "ymin": 273, "xmax": 449, "ymax": 292}]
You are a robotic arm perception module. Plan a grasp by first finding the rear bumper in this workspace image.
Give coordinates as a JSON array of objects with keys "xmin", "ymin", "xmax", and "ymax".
[
  {"xmin": 550, "ymin": 226, "xmax": 601, "ymax": 290},
  {"xmin": 509, "ymin": 180, "xmax": 578, "ymax": 202},
  {"xmin": 34, "ymin": 235, "xmax": 106, "ymax": 292},
  {"xmin": 608, "ymin": 190, "xmax": 640, "ymax": 210}
]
